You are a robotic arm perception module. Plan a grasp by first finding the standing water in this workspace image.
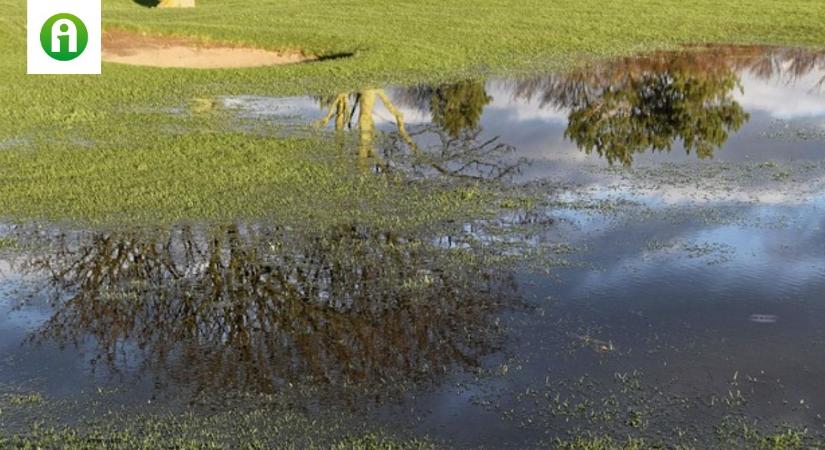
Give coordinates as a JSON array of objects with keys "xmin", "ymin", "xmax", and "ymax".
[{"xmin": 2, "ymin": 45, "xmax": 825, "ymax": 447}]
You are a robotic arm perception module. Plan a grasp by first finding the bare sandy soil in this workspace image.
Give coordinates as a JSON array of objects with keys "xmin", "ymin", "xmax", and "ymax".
[{"xmin": 102, "ymin": 29, "xmax": 315, "ymax": 69}]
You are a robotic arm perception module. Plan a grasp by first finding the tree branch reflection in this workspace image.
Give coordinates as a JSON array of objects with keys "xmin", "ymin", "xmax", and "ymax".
[{"xmin": 16, "ymin": 224, "xmax": 517, "ymax": 402}]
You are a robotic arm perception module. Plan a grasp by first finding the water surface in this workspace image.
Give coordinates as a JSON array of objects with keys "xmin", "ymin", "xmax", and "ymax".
[{"xmin": 2, "ymin": 45, "xmax": 825, "ymax": 447}]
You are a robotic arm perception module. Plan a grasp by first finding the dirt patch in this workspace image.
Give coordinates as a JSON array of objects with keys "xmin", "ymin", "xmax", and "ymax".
[{"xmin": 102, "ymin": 29, "xmax": 316, "ymax": 69}]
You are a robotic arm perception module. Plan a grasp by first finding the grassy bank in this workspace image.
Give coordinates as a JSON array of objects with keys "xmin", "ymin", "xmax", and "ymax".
[{"xmin": 1, "ymin": 0, "xmax": 823, "ymax": 224}]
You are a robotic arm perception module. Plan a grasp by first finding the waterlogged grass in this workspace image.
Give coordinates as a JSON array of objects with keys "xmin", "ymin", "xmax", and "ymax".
[
  {"xmin": 553, "ymin": 428, "xmax": 814, "ymax": 450},
  {"xmin": 0, "ymin": 238, "xmax": 14, "ymax": 250},
  {"xmin": 0, "ymin": 414, "xmax": 814, "ymax": 450},
  {"xmin": 0, "ymin": 421, "xmax": 433, "ymax": 450},
  {"xmin": 2, "ymin": 392, "xmax": 44, "ymax": 406},
  {"xmin": 0, "ymin": 123, "xmax": 499, "ymax": 226},
  {"xmin": 0, "ymin": 0, "xmax": 824, "ymax": 223},
  {"xmin": 0, "ymin": 387, "xmax": 435, "ymax": 449},
  {"xmin": 2, "ymin": 3, "xmax": 823, "ymax": 444},
  {"xmin": 0, "ymin": 430, "xmax": 434, "ymax": 450},
  {"xmin": 1, "ymin": 379, "xmax": 818, "ymax": 448}
]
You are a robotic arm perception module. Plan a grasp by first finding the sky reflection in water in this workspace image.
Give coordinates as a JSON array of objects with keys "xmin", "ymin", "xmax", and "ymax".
[{"xmin": 2, "ymin": 45, "xmax": 825, "ymax": 446}]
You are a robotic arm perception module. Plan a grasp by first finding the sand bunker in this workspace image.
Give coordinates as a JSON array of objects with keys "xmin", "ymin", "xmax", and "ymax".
[{"xmin": 102, "ymin": 30, "xmax": 316, "ymax": 69}]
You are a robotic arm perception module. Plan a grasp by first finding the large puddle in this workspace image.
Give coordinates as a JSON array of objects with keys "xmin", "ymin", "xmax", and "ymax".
[{"xmin": 2, "ymin": 45, "xmax": 825, "ymax": 446}]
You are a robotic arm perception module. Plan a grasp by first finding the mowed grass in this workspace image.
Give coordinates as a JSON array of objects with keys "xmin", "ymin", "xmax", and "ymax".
[
  {"xmin": 0, "ymin": 129, "xmax": 496, "ymax": 226},
  {"xmin": 0, "ymin": 0, "xmax": 824, "ymax": 224}
]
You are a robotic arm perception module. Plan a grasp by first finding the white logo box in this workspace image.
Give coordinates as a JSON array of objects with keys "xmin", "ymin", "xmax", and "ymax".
[{"xmin": 27, "ymin": 0, "xmax": 101, "ymax": 75}]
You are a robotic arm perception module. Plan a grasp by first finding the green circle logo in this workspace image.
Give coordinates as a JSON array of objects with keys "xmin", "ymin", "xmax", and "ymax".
[{"xmin": 40, "ymin": 13, "xmax": 88, "ymax": 61}]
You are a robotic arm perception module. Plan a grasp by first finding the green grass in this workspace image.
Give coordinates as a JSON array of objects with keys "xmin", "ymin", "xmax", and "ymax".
[
  {"xmin": 0, "ymin": 123, "xmax": 500, "ymax": 226},
  {"xmin": 0, "ymin": 0, "xmax": 824, "ymax": 224}
]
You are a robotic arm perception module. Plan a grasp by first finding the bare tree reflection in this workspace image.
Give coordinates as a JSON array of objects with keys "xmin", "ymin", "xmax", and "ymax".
[
  {"xmin": 741, "ymin": 46, "xmax": 825, "ymax": 90},
  {"xmin": 17, "ymin": 224, "xmax": 516, "ymax": 402},
  {"xmin": 384, "ymin": 126, "xmax": 522, "ymax": 180}
]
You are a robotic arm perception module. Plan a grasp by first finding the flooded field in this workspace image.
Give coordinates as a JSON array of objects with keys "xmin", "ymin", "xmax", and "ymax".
[{"xmin": 2, "ymin": 46, "xmax": 825, "ymax": 447}]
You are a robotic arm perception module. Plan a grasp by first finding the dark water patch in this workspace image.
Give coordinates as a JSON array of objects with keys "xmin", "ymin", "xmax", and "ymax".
[{"xmin": 0, "ymin": 222, "xmax": 519, "ymax": 408}]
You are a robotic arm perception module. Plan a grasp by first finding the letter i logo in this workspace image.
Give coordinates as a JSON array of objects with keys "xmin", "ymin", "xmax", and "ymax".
[
  {"xmin": 28, "ymin": 0, "xmax": 101, "ymax": 74},
  {"xmin": 40, "ymin": 14, "xmax": 88, "ymax": 61}
]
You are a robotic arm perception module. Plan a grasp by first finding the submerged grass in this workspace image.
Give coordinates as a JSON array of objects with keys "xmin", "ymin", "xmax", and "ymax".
[
  {"xmin": 553, "ymin": 428, "xmax": 814, "ymax": 450},
  {"xmin": 1, "ymin": 0, "xmax": 824, "ymax": 223},
  {"xmin": 0, "ymin": 389, "xmax": 435, "ymax": 450},
  {"xmin": 0, "ymin": 422, "xmax": 434, "ymax": 450},
  {"xmin": 0, "ymin": 411, "xmax": 815, "ymax": 449},
  {"xmin": 0, "ymin": 382, "xmax": 815, "ymax": 449}
]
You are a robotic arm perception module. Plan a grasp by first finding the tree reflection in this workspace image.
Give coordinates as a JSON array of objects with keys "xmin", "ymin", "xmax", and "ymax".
[
  {"xmin": 564, "ymin": 68, "xmax": 748, "ymax": 166},
  {"xmin": 743, "ymin": 46, "xmax": 825, "ymax": 90},
  {"xmin": 18, "ymin": 224, "xmax": 514, "ymax": 401},
  {"xmin": 317, "ymin": 81, "xmax": 518, "ymax": 179},
  {"xmin": 513, "ymin": 46, "xmax": 825, "ymax": 165},
  {"xmin": 401, "ymin": 81, "xmax": 492, "ymax": 138},
  {"xmin": 514, "ymin": 49, "xmax": 755, "ymax": 165},
  {"xmin": 318, "ymin": 47, "xmax": 825, "ymax": 169},
  {"xmin": 317, "ymin": 90, "xmax": 416, "ymax": 165},
  {"xmin": 392, "ymin": 125, "xmax": 521, "ymax": 180}
]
